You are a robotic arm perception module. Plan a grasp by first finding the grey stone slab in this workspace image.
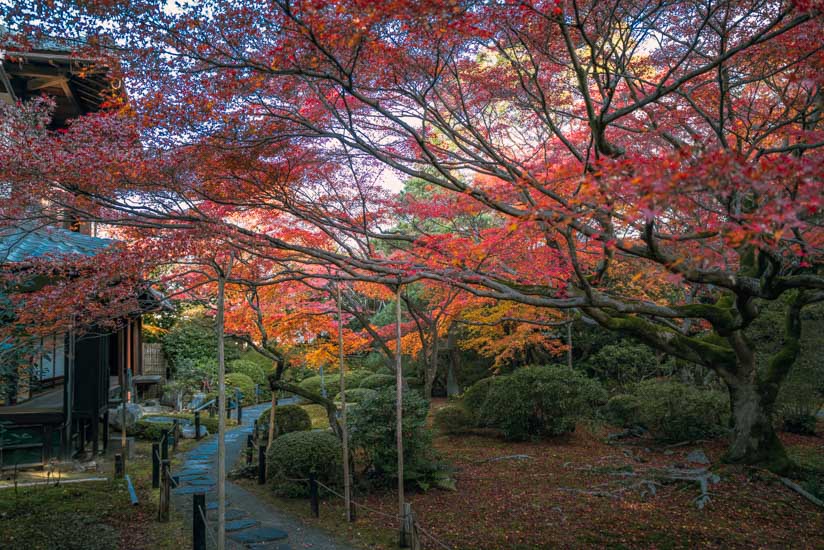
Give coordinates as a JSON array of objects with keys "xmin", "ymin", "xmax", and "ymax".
[
  {"xmin": 225, "ymin": 518, "xmax": 259, "ymax": 532},
  {"xmin": 174, "ymin": 486, "xmax": 211, "ymax": 495},
  {"xmin": 207, "ymin": 508, "xmax": 246, "ymax": 521},
  {"xmin": 228, "ymin": 527, "xmax": 288, "ymax": 544},
  {"xmin": 187, "ymin": 478, "xmax": 216, "ymax": 487}
]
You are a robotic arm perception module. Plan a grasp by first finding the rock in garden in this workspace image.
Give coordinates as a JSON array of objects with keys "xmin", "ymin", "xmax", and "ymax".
[
  {"xmin": 107, "ymin": 403, "xmax": 143, "ymax": 431},
  {"xmin": 180, "ymin": 424, "xmax": 209, "ymax": 439},
  {"xmin": 686, "ymin": 449, "xmax": 710, "ymax": 465}
]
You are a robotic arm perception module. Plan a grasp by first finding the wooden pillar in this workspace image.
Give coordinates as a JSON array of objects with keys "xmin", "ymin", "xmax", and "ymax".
[{"xmin": 102, "ymin": 410, "xmax": 109, "ymax": 452}]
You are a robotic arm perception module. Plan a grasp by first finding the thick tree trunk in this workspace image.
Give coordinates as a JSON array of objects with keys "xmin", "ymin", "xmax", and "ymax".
[{"xmin": 724, "ymin": 378, "xmax": 791, "ymax": 474}]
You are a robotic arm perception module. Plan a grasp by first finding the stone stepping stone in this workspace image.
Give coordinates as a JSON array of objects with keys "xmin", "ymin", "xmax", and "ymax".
[
  {"xmin": 207, "ymin": 508, "xmax": 246, "ymax": 521},
  {"xmin": 174, "ymin": 486, "xmax": 211, "ymax": 495},
  {"xmin": 187, "ymin": 478, "xmax": 216, "ymax": 486},
  {"xmin": 248, "ymin": 543, "xmax": 291, "ymax": 550},
  {"xmin": 177, "ymin": 473, "xmax": 210, "ymax": 482},
  {"xmin": 229, "ymin": 527, "xmax": 288, "ymax": 544},
  {"xmin": 225, "ymin": 518, "xmax": 259, "ymax": 532},
  {"xmin": 204, "ymin": 501, "xmax": 231, "ymax": 511}
]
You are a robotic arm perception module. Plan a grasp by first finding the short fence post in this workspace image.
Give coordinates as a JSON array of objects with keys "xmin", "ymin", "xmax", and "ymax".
[
  {"xmin": 114, "ymin": 453, "xmax": 124, "ymax": 479},
  {"xmin": 172, "ymin": 419, "xmax": 179, "ymax": 452},
  {"xmin": 209, "ymin": 403, "xmax": 215, "ymax": 418},
  {"xmin": 226, "ymin": 401, "xmax": 231, "ymax": 419},
  {"xmin": 151, "ymin": 443, "xmax": 160, "ymax": 489},
  {"xmin": 194, "ymin": 411, "xmax": 201, "ymax": 441},
  {"xmin": 257, "ymin": 445, "xmax": 266, "ymax": 485},
  {"xmin": 161, "ymin": 429, "xmax": 169, "ymax": 460},
  {"xmin": 246, "ymin": 435, "xmax": 254, "ymax": 465},
  {"xmin": 400, "ymin": 502, "xmax": 414, "ymax": 548},
  {"xmin": 159, "ymin": 459, "xmax": 171, "ymax": 522},
  {"xmin": 309, "ymin": 473, "xmax": 319, "ymax": 518},
  {"xmin": 193, "ymin": 492, "xmax": 206, "ymax": 550},
  {"xmin": 253, "ymin": 419, "xmax": 258, "ymax": 444}
]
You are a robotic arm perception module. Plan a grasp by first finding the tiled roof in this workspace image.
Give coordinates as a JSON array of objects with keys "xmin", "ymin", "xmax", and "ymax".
[{"xmin": 0, "ymin": 225, "xmax": 112, "ymax": 263}]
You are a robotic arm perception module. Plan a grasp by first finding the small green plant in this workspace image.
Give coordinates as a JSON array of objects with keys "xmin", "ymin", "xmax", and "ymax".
[
  {"xmin": 433, "ymin": 404, "xmax": 475, "ymax": 435},
  {"xmin": 266, "ymin": 430, "xmax": 342, "ymax": 497}
]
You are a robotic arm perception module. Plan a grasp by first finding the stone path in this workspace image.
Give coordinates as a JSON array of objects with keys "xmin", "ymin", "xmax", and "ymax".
[{"xmin": 171, "ymin": 401, "xmax": 356, "ymax": 550}]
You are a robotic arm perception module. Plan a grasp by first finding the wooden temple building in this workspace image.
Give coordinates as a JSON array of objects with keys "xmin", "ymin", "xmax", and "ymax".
[{"xmin": 0, "ymin": 43, "xmax": 160, "ymax": 467}]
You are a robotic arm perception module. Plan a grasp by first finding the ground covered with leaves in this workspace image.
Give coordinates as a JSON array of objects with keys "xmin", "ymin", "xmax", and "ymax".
[
  {"xmin": 0, "ymin": 440, "xmax": 192, "ymax": 550},
  {"xmin": 241, "ymin": 400, "xmax": 824, "ymax": 549}
]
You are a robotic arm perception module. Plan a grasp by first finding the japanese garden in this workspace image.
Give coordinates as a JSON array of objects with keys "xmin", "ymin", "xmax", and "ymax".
[{"xmin": 0, "ymin": 1, "xmax": 822, "ymax": 549}]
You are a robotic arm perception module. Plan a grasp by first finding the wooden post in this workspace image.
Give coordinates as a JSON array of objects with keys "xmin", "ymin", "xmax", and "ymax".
[
  {"xmin": 193, "ymin": 492, "xmax": 206, "ymax": 550},
  {"xmin": 114, "ymin": 453, "xmax": 124, "ymax": 479},
  {"xmin": 337, "ymin": 284, "xmax": 353, "ymax": 522},
  {"xmin": 401, "ymin": 502, "xmax": 420, "ymax": 550},
  {"xmin": 267, "ymin": 392, "xmax": 276, "ymax": 450},
  {"xmin": 102, "ymin": 410, "xmax": 109, "ymax": 452},
  {"xmin": 236, "ymin": 388, "xmax": 243, "ymax": 424},
  {"xmin": 395, "ymin": 284, "xmax": 406, "ymax": 544},
  {"xmin": 246, "ymin": 434, "xmax": 254, "ymax": 465},
  {"xmin": 194, "ymin": 411, "xmax": 201, "ymax": 441},
  {"xmin": 172, "ymin": 419, "xmax": 179, "ymax": 452},
  {"xmin": 209, "ymin": 403, "xmax": 215, "ymax": 418},
  {"xmin": 159, "ymin": 459, "xmax": 171, "ymax": 522},
  {"xmin": 257, "ymin": 445, "xmax": 266, "ymax": 485},
  {"xmin": 161, "ymin": 429, "xmax": 169, "ymax": 460},
  {"xmin": 309, "ymin": 473, "xmax": 319, "ymax": 518},
  {"xmin": 216, "ymin": 259, "xmax": 233, "ymax": 550},
  {"xmin": 151, "ymin": 442, "xmax": 160, "ymax": 489}
]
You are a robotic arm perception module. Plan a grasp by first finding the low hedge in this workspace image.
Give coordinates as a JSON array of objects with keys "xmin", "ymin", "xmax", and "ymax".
[
  {"xmin": 266, "ymin": 430, "xmax": 342, "ymax": 497},
  {"xmin": 632, "ymin": 379, "xmax": 729, "ymax": 442}
]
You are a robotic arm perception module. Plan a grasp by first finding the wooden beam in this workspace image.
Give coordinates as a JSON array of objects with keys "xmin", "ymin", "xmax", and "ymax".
[{"xmin": 27, "ymin": 76, "xmax": 68, "ymax": 91}]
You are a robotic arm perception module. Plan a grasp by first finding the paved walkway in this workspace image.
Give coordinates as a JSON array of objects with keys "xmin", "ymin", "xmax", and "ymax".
[{"xmin": 171, "ymin": 401, "xmax": 356, "ymax": 550}]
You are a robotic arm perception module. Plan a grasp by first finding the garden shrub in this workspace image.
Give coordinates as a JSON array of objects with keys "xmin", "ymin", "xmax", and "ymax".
[
  {"xmin": 581, "ymin": 342, "xmax": 660, "ymax": 387},
  {"xmin": 228, "ymin": 359, "xmax": 269, "ymax": 386},
  {"xmin": 298, "ymin": 374, "xmax": 341, "ymax": 397},
  {"xmin": 633, "ymin": 379, "xmax": 728, "ymax": 442},
  {"xmin": 349, "ymin": 387, "xmax": 443, "ymax": 489},
  {"xmin": 601, "ymin": 394, "xmax": 642, "ymax": 428},
  {"xmin": 256, "ymin": 404, "xmax": 312, "ymax": 441},
  {"xmin": 266, "ymin": 430, "xmax": 342, "ymax": 497},
  {"xmin": 358, "ymin": 373, "xmax": 396, "ymax": 390},
  {"xmin": 345, "ymin": 369, "xmax": 372, "ymax": 388},
  {"xmin": 460, "ymin": 377, "xmax": 495, "ymax": 421},
  {"xmin": 161, "ymin": 311, "xmax": 239, "ymax": 369},
  {"xmin": 479, "ymin": 365, "xmax": 608, "ymax": 440},
  {"xmin": 207, "ymin": 372, "xmax": 257, "ymax": 405},
  {"xmin": 780, "ymin": 409, "xmax": 817, "ymax": 436},
  {"xmin": 333, "ymin": 388, "xmax": 377, "ymax": 403},
  {"xmin": 433, "ymin": 404, "xmax": 474, "ymax": 435}
]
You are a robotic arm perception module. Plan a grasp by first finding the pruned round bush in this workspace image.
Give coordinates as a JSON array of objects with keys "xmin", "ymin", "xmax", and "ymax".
[
  {"xmin": 479, "ymin": 365, "xmax": 607, "ymax": 440},
  {"xmin": 634, "ymin": 379, "xmax": 728, "ymax": 442},
  {"xmin": 346, "ymin": 370, "xmax": 372, "ymax": 388},
  {"xmin": 257, "ymin": 404, "xmax": 312, "ymax": 441},
  {"xmin": 433, "ymin": 404, "xmax": 474, "ymax": 435},
  {"xmin": 228, "ymin": 359, "xmax": 269, "ymax": 386},
  {"xmin": 461, "ymin": 377, "xmax": 495, "ymax": 421},
  {"xmin": 358, "ymin": 373, "xmax": 396, "ymax": 390},
  {"xmin": 334, "ymin": 388, "xmax": 377, "ymax": 403},
  {"xmin": 601, "ymin": 394, "xmax": 642, "ymax": 427},
  {"xmin": 266, "ymin": 430, "xmax": 342, "ymax": 497},
  {"xmin": 582, "ymin": 342, "xmax": 660, "ymax": 387}
]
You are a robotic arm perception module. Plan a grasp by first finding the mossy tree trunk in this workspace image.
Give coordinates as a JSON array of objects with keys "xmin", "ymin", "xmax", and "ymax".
[{"xmin": 585, "ymin": 290, "xmax": 808, "ymax": 474}]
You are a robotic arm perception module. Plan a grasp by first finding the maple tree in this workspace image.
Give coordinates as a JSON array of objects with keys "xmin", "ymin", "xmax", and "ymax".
[{"xmin": 2, "ymin": 0, "xmax": 823, "ymax": 474}]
